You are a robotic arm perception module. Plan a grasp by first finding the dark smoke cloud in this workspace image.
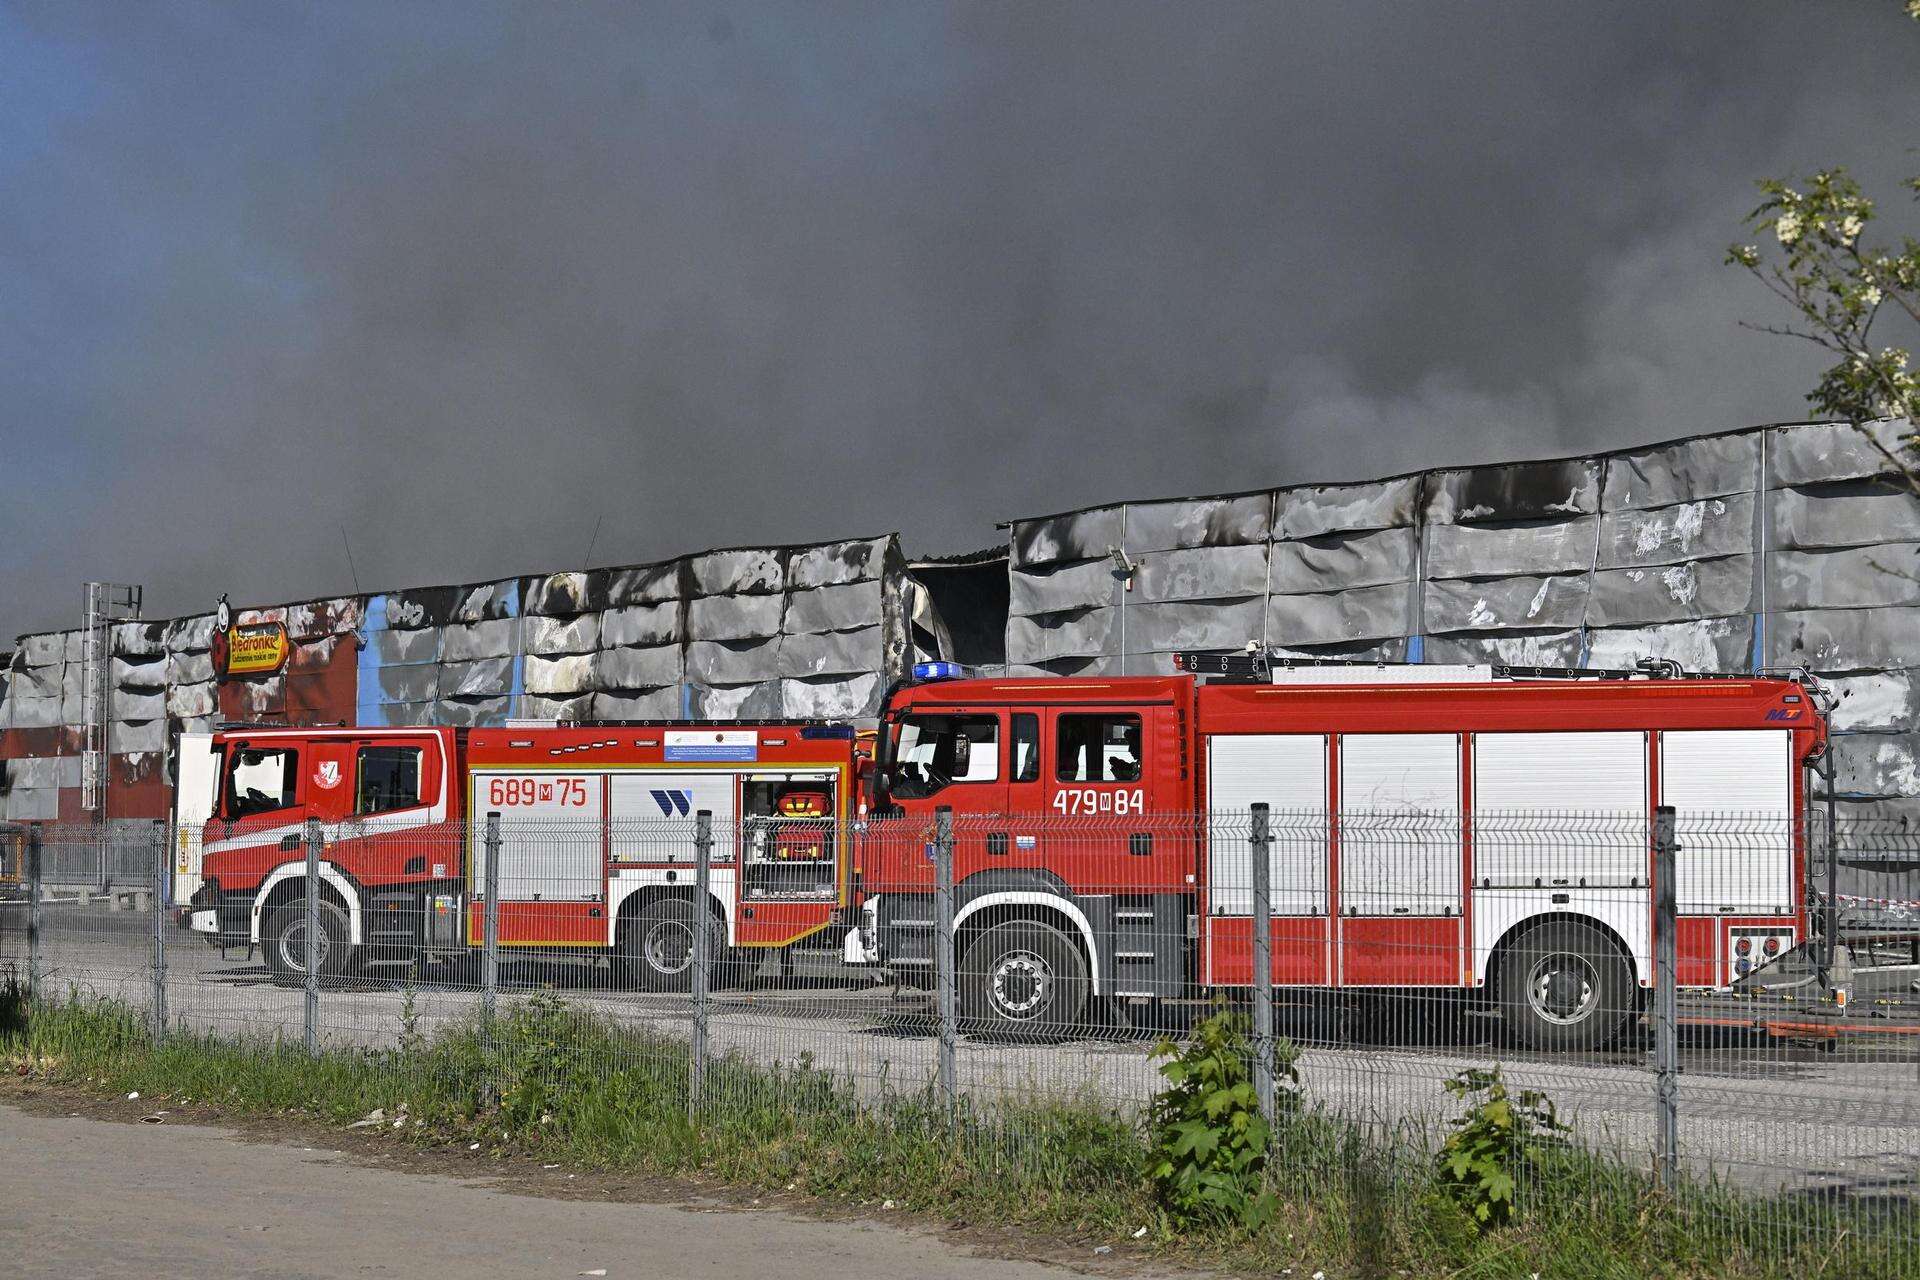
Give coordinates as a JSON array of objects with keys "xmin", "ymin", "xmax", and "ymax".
[{"xmin": 2, "ymin": 2, "xmax": 1916, "ymax": 639}]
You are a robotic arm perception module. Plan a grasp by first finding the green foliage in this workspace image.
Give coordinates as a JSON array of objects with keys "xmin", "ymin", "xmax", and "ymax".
[
  {"xmin": 6, "ymin": 984, "xmax": 1919, "ymax": 1279},
  {"xmin": 396, "ymin": 979, "xmax": 424, "ymax": 1058},
  {"xmin": 1435, "ymin": 1065, "xmax": 1568, "ymax": 1229},
  {"xmin": 1142, "ymin": 1005, "xmax": 1298, "ymax": 1230},
  {"xmin": 1726, "ymin": 9, "xmax": 1920, "ymax": 495}
]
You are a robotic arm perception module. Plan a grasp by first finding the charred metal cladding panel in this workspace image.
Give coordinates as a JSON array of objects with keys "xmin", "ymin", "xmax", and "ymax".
[{"xmin": 1003, "ymin": 419, "xmax": 1919, "ymax": 843}]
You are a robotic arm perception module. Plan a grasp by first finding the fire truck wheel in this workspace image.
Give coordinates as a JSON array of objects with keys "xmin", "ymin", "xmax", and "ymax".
[
  {"xmin": 1498, "ymin": 920, "xmax": 1631, "ymax": 1052},
  {"xmin": 958, "ymin": 920, "xmax": 1090, "ymax": 1042},
  {"xmin": 263, "ymin": 899, "xmax": 353, "ymax": 987},
  {"xmin": 617, "ymin": 898, "xmax": 722, "ymax": 993}
]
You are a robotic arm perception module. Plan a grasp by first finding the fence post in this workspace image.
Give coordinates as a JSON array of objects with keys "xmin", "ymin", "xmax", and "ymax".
[
  {"xmin": 1250, "ymin": 803, "xmax": 1276, "ymax": 1122},
  {"xmin": 933, "ymin": 805, "xmax": 958, "ymax": 1120},
  {"xmin": 1820, "ymin": 749, "xmax": 1840, "ymax": 978},
  {"xmin": 150, "ymin": 820, "xmax": 168, "ymax": 1042},
  {"xmin": 27, "ymin": 826, "xmax": 43, "ymax": 1005},
  {"xmin": 690, "ymin": 810, "xmax": 713, "ymax": 1123},
  {"xmin": 303, "ymin": 817, "xmax": 322, "ymax": 1058},
  {"xmin": 1652, "ymin": 804, "xmax": 1679, "ymax": 1191},
  {"xmin": 482, "ymin": 813, "xmax": 501, "ymax": 1029}
]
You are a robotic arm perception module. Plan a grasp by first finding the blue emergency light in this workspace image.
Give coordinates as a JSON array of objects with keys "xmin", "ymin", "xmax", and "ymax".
[{"xmin": 912, "ymin": 661, "xmax": 965, "ymax": 681}]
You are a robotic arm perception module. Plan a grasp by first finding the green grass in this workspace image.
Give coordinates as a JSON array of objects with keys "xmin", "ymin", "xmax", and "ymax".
[{"xmin": 1, "ymin": 978, "xmax": 1912, "ymax": 1280}]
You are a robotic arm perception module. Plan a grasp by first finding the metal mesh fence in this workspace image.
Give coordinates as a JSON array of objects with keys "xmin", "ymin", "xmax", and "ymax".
[{"xmin": 1, "ymin": 809, "xmax": 1915, "ymax": 1267}]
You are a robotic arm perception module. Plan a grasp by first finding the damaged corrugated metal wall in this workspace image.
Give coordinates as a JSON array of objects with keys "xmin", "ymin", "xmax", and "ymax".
[
  {"xmin": 4, "ymin": 418, "xmax": 1916, "ymax": 847},
  {"xmin": 351, "ymin": 534, "xmax": 915, "ymax": 728},
  {"xmin": 1, "ymin": 534, "xmax": 920, "ymax": 822},
  {"xmin": 1006, "ymin": 420, "xmax": 1920, "ymax": 842}
]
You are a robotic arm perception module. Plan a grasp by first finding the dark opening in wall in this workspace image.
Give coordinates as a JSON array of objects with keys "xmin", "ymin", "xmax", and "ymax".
[{"xmin": 910, "ymin": 549, "xmax": 1009, "ymax": 670}]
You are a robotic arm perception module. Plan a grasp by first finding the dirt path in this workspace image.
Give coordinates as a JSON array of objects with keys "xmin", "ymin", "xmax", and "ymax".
[{"xmin": 0, "ymin": 1087, "xmax": 1172, "ymax": 1280}]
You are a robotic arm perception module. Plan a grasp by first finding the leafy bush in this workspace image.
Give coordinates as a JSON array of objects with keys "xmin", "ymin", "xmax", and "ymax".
[
  {"xmin": 1143, "ymin": 1005, "xmax": 1298, "ymax": 1229},
  {"xmin": 1435, "ymin": 1066, "xmax": 1567, "ymax": 1228}
]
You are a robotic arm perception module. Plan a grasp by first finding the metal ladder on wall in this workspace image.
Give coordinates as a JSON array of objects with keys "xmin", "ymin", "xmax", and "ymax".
[{"xmin": 79, "ymin": 581, "xmax": 143, "ymax": 890}]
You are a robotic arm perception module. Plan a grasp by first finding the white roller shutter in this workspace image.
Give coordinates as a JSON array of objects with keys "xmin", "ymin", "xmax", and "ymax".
[
  {"xmin": 1207, "ymin": 734, "xmax": 1327, "ymax": 915},
  {"xmin": 1341, "ymin": 734, "xmax": 1461, "ymax": 916},
  {"xmin": 1473, "ymin": 732, "xmax": 1648, "ymax": 888},
  {"xmin": 1659, "ymin": 730, "xmax": 1793, "ymax": 912},
  {"xmin": 608, "ymin": 771, "xmax": 741, "ymax": 863}
]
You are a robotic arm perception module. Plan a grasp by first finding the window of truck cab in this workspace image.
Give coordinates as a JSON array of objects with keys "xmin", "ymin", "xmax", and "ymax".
[
  {"xmin": 224, "ymin": 745, "xmax": 300, "ymax": 818},
  {"xmin": 1056, "ymin": 714, "xmax": 1143, "ymax": 783},
  {"xmin": 356, "ymin": 745, "xmax": 424, "ymax": 815},
  {"xmin": 887, "ymin": 713, "xmax": 1000, "ymax": 799}
]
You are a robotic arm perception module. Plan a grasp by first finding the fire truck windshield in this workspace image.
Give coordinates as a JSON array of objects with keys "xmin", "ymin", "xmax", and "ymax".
[{"xmin": 886, "ymin": 714, "xmax": 999, "ymax": 799}]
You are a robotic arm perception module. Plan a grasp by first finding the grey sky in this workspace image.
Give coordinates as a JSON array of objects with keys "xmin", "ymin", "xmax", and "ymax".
[{"xmin": 3, "ymin": 2, "xmax": 1917, "ymax": 639}]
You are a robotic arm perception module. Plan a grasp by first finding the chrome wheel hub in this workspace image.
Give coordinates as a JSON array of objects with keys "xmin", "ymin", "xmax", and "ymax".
[
  {"xmin": 990, "ymin": 949, "xmax": 1052, "ymax": 1018},
  {"xmin": 1526, "ymin": 951, "xmax": 1598, "ymax": 1026},
  {"xmin": 281, "ymin": 920, "xmax": 329, "ymax": 973},
  {"xmin": 646, "ymin": 920, "xmax": 694, "ymax": 974}
]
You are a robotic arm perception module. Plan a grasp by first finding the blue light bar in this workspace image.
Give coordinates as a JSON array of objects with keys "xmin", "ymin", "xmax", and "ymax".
[
  {"xmin": 912, "ymin": 661, "xmax": 965, "ymax": 681},
  {"xmin": 800, "ymin": 723, "xmax": 856, "ymax": 739}
]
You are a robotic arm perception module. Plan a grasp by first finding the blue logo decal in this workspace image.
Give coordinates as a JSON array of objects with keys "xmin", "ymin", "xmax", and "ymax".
[{"xmin": 651, "ymin": 789, "xmax": 693, "ymax": 817}]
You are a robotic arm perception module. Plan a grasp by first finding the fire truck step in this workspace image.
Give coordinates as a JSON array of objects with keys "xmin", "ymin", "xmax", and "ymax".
[{"xmin": 1106, "ymin": 894, "xmax": 1185, "ymax": 998}]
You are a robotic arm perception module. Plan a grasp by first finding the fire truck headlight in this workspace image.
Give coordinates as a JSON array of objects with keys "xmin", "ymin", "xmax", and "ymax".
[
  {"xmin": 1763, "ymin": 936, "xmax": 1781, "ymax": 956},
  {"xmin": 1735, "ymin": 938, "xmax": 1752, "ymax": 956}
]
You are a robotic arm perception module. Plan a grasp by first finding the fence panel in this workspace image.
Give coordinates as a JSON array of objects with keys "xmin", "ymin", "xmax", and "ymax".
[{"xmin": 0, "ymin": 810, "xmax": 1914, "ymax": 1272}]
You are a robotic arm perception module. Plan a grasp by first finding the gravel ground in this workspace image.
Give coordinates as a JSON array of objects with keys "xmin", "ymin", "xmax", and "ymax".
[{"xmin": 0, "ymin": 1093, "xmax": 1143, "ymax": 1280}]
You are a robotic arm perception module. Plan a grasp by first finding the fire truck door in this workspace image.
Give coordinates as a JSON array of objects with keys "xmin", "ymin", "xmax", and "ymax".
[
  {"xmin": 886, "ymin": 710, "xmax": 1009, "ymax": 869},
  {"xmin": 1042, "ymin": 707, "xmax": 1165, "ymax": 893},
  {"xmin": 303, "ymin": 741, "xmax": 356, "ymax": 824},
  {"xmin": 216, "ymin": 740, "xmax": 310, "ymax": 852}
]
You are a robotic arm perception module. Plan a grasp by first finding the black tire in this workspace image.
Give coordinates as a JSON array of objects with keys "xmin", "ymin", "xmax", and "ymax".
[
  {"xmin": 1498, "ymin": 920, "xmax": 1632, "ymax": 1052},
  {"xmin": 263, "ymin": 898, "xmax": 354, "ymax": 987},
  {"xmin": 718, "ymin": 946, "xmax": 758, "ymax": 990},
  {"xmin": 959, "ymin": 920, "xmax": 1090, "ymax": 1041},
  {"xmin": 617, "ymin": 898, "xmax": 722, "ymax": 993},
  {"xmin": 1347, "ymin": 991, "xmax": 1465, "ymax": 1047},
  {"xmin": 441, "ymin": 950, "xmax": 483, "ymax": 988}
]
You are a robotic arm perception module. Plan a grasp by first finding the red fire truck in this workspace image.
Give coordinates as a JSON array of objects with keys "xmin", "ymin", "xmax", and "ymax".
[
  {"xmin": 857, "ymin": 655, "xmax": 1829, "ymax": 1050},
  {"xmin": 187, "ymin": 655, "xmax": 1829, "ymax": 1050},
  {"xmin": 188, "ymin": 722, "xmax": 861, "ymax": 990}
]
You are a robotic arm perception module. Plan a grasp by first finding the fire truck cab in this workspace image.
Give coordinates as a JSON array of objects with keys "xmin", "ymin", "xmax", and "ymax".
[
  {"xmin": 864, "ymin": 658, "xmax": 1829, "ymax": 1049},
  {"xmin": 188, "ymin": 722, "xmax": 860, "ymax": 989}
]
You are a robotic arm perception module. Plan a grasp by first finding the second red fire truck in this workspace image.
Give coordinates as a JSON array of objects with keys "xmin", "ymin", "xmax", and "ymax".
[{"xmin": 190, "ymin": 654, "xmax": 1830, "ymax": 1050}]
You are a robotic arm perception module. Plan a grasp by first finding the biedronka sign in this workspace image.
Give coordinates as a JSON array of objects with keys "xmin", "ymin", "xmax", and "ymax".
[{"xmin": 212, "ymin": 620, "xmax": 290, "ymax": 679}]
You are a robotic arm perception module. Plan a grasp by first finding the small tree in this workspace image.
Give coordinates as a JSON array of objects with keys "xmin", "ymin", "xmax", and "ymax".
[
  {"xmin": 1434, "ymin": 1066, "xmax": 1568, "ymax": 1229},
  {"xmin": 1143, "ymin": 1006, "xmax": 1299, "ymax": 1230},
  {"xmin": 1726, "ymin": 3, "xmax": 1920, "ymax": 496}
]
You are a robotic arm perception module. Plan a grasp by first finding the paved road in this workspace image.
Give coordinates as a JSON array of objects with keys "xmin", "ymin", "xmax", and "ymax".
[
  {"xmin": 5, "ymin": 900, "xmax": 1919, "ymax": 1198},
  {"xmin": 0, "ymin": 1100, "xmax": 1103, "ymax": 1280}
]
